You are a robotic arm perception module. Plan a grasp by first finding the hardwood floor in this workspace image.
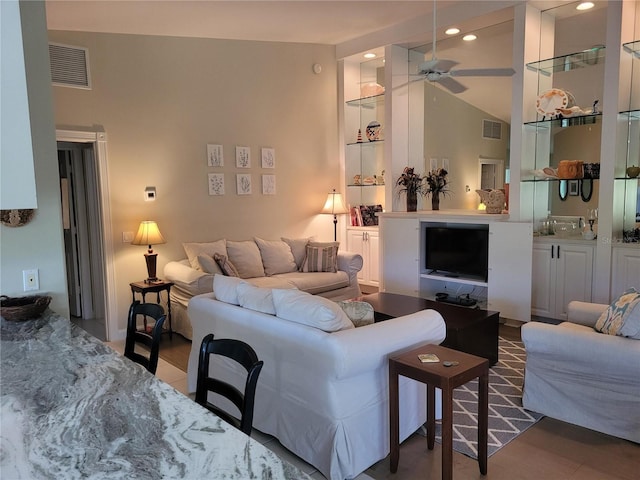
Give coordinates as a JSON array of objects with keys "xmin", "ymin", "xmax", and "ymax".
[{"xmin": 158, "ymin": 324, "xmax": 639, "ymax": 480}]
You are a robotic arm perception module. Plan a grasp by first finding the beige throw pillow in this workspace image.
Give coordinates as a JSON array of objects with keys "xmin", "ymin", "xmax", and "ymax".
[
  {"xmin": 213, "ymin": 253, "xmax": 240, "ymax": 277},
  {"xmin": 337, "ymin": 300, "xmax": 375, "ymax": 327},
  {"xmin": 271, "ymin": 288, "xmax": 354, "ymax": 332},
  {"xmin": 281, "ymin": 237, "xmax": 312, "ymax": 270},
  {"xmin": 182, "ymin": 239, "xmax": 227, "ymax": 272},
  {"xmin": 226, "ymin": 240, "xmax": 266, "ymax": 278},
  {"xmin": 196, "ymin": 254, "xmax": 221, "ymax": 274},
  {"xmin": 237, "ymin": 283, "xmax": 276, "ymax": 315},
  {"xmin": 254, "ymin": 237, "xmax": 297, "ymax": 276},
  {"xmin": 213, "ymin": 274, "xmax": 243, "ymax": 305},
  {"xmin": 301, "ymin": 241, "xmax": 339, "ymax": 273}
]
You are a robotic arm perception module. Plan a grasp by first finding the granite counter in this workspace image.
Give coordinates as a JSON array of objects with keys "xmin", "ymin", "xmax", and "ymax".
[{"xmin": 0, "ymin": 311, "xmax": 309, "ymax": 479}]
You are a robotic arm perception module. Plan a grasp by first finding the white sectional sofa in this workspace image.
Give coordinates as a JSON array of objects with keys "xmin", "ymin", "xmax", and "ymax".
[
  {"xmin": 164, "ymin": 237, "xmax": 363, "ymax": 339},
  {"xmin": 187, "ymin": 279, "xmax": 447, "ymax": 480},
  {"xmin": 522, "ymin": 300, "xmax": 640, "ymax": 443}
]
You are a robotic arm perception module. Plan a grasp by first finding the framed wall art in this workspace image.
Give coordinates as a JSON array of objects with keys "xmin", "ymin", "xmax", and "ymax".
[
  {"xmin": 207, "ymin": 144, "xmax": 224, "ymax": 167},
  {"xmin": 262, "ymin": 174, "xmax": 276, "ymax": 195},
  {"xmin": 261, "ymin": 148, "xmax": 275, "ymax": 168},
  {"xmin": 236, "ymin": 174, "xmax": 252, "ymax": 195},
  {"xmin": 208, "ymin": 173, "xmax": 225, "ymax": 195},
  {"xmin": 568, "ymin": 180, "xmax": 580, "ymax": 196},
  {"xmin": 236, "ymin": 146, "xmax": 251, "ymax": 168}
]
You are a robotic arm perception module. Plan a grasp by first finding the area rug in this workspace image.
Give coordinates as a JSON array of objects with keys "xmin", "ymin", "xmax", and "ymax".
[{"xmin": 433, "ymin": 337, "xmax": 543, "ymax": 459}]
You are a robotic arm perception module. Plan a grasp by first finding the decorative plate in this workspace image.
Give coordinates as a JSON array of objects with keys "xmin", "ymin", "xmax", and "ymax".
[
  {"xmin": 1, "ymin": 209, "xmax": 35, "ymax": 227},
  {"xmin": 536, "ymin": 88, "xmax": 573, "ymax": 117}
]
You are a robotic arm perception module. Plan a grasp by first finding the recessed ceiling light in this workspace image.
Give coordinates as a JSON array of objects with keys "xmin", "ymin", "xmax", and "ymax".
[
  {"xmin": 463, "ymin": 34, "xmax": 477, "ymax": 41},
  {"xmin": 576, "ymin": 2, "xmax": 594, "ymax": 10},
  {"xmin": 445, "ymin": 27, "xmax": 460, "ymax": 35},
  {"xmin": 363, "ymin": 52, "xmax": 376, "ymax": 59}
]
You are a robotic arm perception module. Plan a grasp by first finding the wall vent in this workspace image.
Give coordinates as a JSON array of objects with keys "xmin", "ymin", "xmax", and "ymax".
[
  {"xmin": 482, "ymin": 119, "xmax": 502, "ymax": 140},
  {"xmin": 49, "ymin": 43, "xmax": 91, "ymax": 89}
]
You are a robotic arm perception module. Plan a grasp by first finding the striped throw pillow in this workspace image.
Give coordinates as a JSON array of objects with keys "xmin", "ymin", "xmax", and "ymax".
[{"xmin": 301, "ymin": 242, "xmax": 339, "ymax": 273}]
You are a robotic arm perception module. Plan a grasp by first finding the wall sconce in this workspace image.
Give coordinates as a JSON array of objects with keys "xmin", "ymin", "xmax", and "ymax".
[
  {"xmin": 131, "ymin": 221, "xmax": 166, "ymax": 283},
  {"xmin": 321, "ymin": 189, "xmax": 349, "ymax": 241}
]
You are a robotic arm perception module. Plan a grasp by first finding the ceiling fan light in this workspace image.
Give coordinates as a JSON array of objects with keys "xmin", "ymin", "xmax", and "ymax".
[
  {"xmin": 576, "ymin": 2, "xmax": 594, "ymax": 11},
  {"xmin": 445, "ymin": 27, "xmax": 460, "ymax": 35},
  {"xmin": 463, "ymin": 34, "xmax": 477, "ymax": 42}
]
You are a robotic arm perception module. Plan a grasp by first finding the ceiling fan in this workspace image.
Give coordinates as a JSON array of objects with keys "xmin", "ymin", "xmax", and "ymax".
[{"xmin": 414, "ymin": 0, "xmax": 515, "ymax": 94}]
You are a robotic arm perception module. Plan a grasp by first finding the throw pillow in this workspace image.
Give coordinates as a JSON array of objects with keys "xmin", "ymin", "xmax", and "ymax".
[
  {"xmin": 226, "ymin": 240, "xmax": 266, "ymax": 278},
  {"xmin": 281, "ymin": 237, "xmax": 313, "ymax": 270},
  {"xmin": 595, "ymin": 288, "xmax": 640, "ymax": 339},
  {"xmin": 182, "ymin": 239, "xmax": 227, "ymax": 272},
  {"xmin": 213, "ymin": 253, "xmax": 240, "ymax": 277},
  {"xmin": 337, "ymin": 300, "xmax": 375, "ymax": 327},
  {"xmin": 213, "ymin": 274, "xmax": 243, "ymax": 305},
  {"xmin": 301, "ymin": 241, "xmax": 339, "ymax": 273},
  {"xmin": 237, "ymin": 282, "xmax": 276, "ymax": 315},
  {"xmin": 196, "ymin": 254, "xmax": 221, "ymax": 275},
  {"xmin": 254, "ymin": 237, "xmax": 297, "ymax": 276},
  {"xmin": 271, "ymin": 288, "xmax": 354, "ymax": 332}
]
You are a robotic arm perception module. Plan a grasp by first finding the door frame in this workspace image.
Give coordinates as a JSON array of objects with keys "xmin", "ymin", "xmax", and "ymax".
[{"xmin": 56, "ymin": 128, "xmax": 117, "ymax": 341}]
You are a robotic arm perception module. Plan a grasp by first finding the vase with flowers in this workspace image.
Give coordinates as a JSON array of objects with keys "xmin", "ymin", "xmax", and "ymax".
[
  {"xmin": 396, "ymin": 167, "xmax": 425, "ymax": 212},
  {"xmin": 424, "ymin": 167, "xmax": 450, "ymax": 210}
]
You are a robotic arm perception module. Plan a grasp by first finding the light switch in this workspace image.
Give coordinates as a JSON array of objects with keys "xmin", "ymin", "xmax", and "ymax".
[{"xmin": 123, "ymin": 231, "xmax": 134, "ymax": 243}]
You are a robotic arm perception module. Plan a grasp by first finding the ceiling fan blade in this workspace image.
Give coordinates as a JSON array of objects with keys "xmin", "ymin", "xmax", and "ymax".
[
  {"xmin": 449, "ymin": 67, "xmax": 516, "ymax": 77},
  {"xmin": 435, "ymin": 76, "xmax": 467, "ymax": 94},
  {"xmin": 418, "ymin": 58, "xmax": 458, "ymax": 75}
]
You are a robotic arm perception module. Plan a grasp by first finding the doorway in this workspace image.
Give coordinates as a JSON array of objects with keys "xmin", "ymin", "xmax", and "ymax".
[
  {"xmin": 58, "ymin": 141, "xmax": 107, "ymax": 340},
  {"xmin": 478, "ymin": 158, "xmax": 505, "ymax": 191}
]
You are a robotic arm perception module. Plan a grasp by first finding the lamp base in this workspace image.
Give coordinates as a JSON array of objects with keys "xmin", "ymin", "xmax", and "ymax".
[{"xmin": 144, "ymin": 252, "xmax": 158, "ymax": 283}]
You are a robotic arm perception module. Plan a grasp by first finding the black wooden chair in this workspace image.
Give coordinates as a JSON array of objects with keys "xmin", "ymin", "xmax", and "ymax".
[
  {"xmin": 195, "ymin": 333, "xmax": 264, "ymax": 435},
  {"xmin": 124, "ymin": 301, "xmax": 166, "ymax": 374}
]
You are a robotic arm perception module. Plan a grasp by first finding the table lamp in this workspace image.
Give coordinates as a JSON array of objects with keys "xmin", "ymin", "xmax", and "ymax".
[
  {"xmin": 131, "ymin": 220, "xmax": 166, "ymax": 283},
  {"xmin": 321, "ymin": 189, "xmax": 349, "ymax": 241}
]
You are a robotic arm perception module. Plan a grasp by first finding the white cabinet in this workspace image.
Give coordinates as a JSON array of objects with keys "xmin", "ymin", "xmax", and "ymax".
[
  {"xmin": 347, "ymin": 227, "xmax": 379, "ymax": 287},
  {"xmin": 611, "ymin": 246, "xmax": 640, "ymax": 299},
  {"xmin": 532, "ymin": 239, "xmax": 594, "ymax": 320}
]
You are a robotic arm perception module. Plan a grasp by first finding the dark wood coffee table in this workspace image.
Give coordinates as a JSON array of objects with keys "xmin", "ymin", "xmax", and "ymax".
[{"xmin": 361, "ymin": 292, "xmax": 499, "ymax": 365}]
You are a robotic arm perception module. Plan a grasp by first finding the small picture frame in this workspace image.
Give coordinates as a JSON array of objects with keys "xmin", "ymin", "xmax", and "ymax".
[
  {"xmin": 430, "ymin": 158, "xmax": 438, "ymax": 172},
  {"xmin": 236, "ymin": 146, "xmax": 251, "ymax": 168},
  {"xmin": 568, "ymin": 180, "xmax": 580, "ymax": 196},
  {"xmin": 208, "ymin": 173, "xmax": 225, "ymax": 195},
  {"xmin": 261, "ymin": 148, "xmax": 276, "ymax": 169},
  {"xmin": 442, "ymin": 158, "xmax": 450, "ymax": 172},
  {"xmin": 262, "ymin": 174, "xmax": 276, "ymax": 195},
  {"xmin": 207, "ymin": 144, "xmax": 224, "ymax": 167},
  {"xmin": 236, "ymin": 174, "xmax": 252, "ymax": 195}
]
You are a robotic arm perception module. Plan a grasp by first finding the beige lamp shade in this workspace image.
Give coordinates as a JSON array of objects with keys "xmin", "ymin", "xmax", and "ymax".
[
  {"xmin": 132, "ymin": 221, "xmax": 166, "ymax": 252},
  {"xmin": 321, "ymin": 190, "xmax": 349, "ymax": 215},
  {"xmin": 131, "ymin": 221, "xmax": 166, "ymax": 282}
]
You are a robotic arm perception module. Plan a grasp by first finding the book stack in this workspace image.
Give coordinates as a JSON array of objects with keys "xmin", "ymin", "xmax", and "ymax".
[{"xmin": 349, "ymin": 205, "xmax": 383, "ymax": 226}]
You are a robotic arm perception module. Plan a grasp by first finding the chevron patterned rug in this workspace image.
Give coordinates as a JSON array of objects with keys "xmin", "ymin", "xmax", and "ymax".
[{"xmin": 433, "ymin": 337, "xmax": 544, "ymax": 459}]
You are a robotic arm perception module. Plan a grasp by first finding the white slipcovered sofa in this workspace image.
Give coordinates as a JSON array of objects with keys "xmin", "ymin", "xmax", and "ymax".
[
  {"xmin": 522, "ymin": 300, "xmax": 640, "ymax": 443},
  {"xmin": 164, "ymin": 237, "xmax": 363, "ymax": 339},
  {"xmin": 187, "ymin": 277, "xmax": 447, "ymax": 480}
]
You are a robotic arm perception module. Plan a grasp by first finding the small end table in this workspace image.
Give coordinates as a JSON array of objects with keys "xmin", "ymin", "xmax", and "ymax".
[
  {"xmin": 130, "ymin": 280, "xmax": 174, "ymax": 338},
  {"xmin": 389, "ymin": 344, "xmax": 489, "ymax": 480}
]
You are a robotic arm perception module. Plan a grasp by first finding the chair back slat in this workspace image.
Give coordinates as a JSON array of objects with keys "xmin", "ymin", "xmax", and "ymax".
[{"xmin": 124, "ymin": 301, "xmax": 166, "ymax": 374}]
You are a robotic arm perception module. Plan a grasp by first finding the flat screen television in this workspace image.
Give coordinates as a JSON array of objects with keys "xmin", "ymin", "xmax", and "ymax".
[{"xmin": 424, "ymin": 223, "xmax": 489, "ymax": 281}]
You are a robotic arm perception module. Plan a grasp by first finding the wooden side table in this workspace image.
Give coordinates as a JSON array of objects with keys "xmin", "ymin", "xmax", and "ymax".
[
  {"xmin": 130, "ymin": 280, "xmax": 174, "ymax": 338},
  {"xmin": 389, "ymin": 344, "xmax": 489, "ymax": 480}
]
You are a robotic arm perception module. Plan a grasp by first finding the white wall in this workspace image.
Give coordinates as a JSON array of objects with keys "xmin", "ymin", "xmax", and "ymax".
[
  {"xmin": 48, "ymin": 31, "xmax": 340, "ymax": 331},
  {"xmin": 1, "ymin": 1, "xmax": 68, "ymax": 316}
]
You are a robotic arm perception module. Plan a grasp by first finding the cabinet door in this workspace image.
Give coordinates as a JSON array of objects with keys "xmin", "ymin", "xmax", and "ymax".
[
  {"xmin": 531, "ymin": 243, "xmax": 555, "ymax": 318},
  {"xmin": 554, "ymin": 244, "xmax": 594, "ymax": 320},
  {"xmin": 367, "ymin": 230, "xmax": 380, "ymax": 286},
  {"xmin": 346, "ymin": 229, "xmax": 366, "ymax": 283},
  {"xmin": 611, "ymin": 247, "xmax": 640, "ymax": 299}
]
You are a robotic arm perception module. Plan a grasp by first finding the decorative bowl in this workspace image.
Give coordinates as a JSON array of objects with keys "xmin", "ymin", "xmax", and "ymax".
[{"xmin": 365, "ymin": 121, "xmax": 381, "ymax": 141}]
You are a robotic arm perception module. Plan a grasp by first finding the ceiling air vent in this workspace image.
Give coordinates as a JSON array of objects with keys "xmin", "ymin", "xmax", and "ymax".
[
  {"xmin": 49, "ymin": 43, "xmax": 91, "ymax": 89},
  {"xmin": 482, "ymin": 119, "xmax": 502, "ymax": 140}
]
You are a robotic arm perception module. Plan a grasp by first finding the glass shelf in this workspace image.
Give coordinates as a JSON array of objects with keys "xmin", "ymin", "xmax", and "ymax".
[
  {"xmin": 524, "ymin": 113, "xmax": 601, "ymax": 127},
  {"xmin": 347, "ymin": 183, "xmax": 384, "ymax": 187},
  {"xmin": 346, "ymin": 94, "xmax": 384, "ymax": 109},
  {"xmin": 346, "ymin": 139, "xmax": 384, "ymax": 146},
  {"xmin": 521, "ymin": 177, "xmax": 600, "ymax": 183},
  {"xmin": 623, "ymin": 40, "xmax": 640, "ymax": 58},
  {"xmin": 618, "ymin": 109, "xmax": 640, "ymax": 119},
  {"xmin": 526, "ymin": 47, "xmax": 606, "ymax": 76}
]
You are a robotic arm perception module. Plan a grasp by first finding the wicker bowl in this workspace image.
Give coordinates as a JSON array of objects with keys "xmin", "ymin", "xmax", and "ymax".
[{"xmin": 0, "ymin": 295, "xmax": 51, "ymax": 321}]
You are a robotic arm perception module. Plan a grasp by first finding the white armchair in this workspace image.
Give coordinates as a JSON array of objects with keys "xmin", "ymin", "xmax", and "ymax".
[{"xmin": 521, "ymin": 301, "xmax": 640, "ymax": 443}]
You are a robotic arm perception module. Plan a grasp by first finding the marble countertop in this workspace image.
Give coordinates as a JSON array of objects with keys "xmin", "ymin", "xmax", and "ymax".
[{"xmin": 0, "ymin": 311, "xmax": 309, "ymax": 479}]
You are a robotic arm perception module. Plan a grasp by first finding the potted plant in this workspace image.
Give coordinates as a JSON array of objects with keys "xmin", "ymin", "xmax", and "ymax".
[
  {"xmin": 424, "ymin": 167, "xmax": 450, "ymax": 210},
  {"xmin": 396, "ymin": 167, "xmax": 450, "ymax": 211}
]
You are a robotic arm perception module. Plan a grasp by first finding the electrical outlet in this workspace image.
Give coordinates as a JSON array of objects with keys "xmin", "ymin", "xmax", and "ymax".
[
  {"xmin": 23, "ymin": 269, "xmax": 39, "ymax": 291},
  {"xmin": 123, "ymin": 231, "xmax": 134, "ymax": 243}
]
